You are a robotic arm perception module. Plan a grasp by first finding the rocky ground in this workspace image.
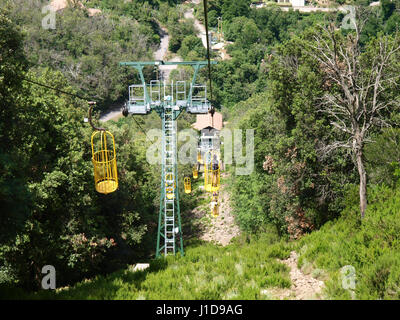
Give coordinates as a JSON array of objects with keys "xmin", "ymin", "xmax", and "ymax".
[
  {"xmin": 263, "ymin": 251, "xmax": 325, "ymax": 300},
  {"xmin": 191, "ymin": 174, "xmax": 240, "ymax": 246}
]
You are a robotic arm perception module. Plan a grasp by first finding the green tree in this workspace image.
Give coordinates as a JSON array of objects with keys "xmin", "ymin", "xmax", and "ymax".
[
  {"xmin": 178, "ymin": 35, "xmax": 206, "ymax": 60},
  {"xmin": 365, "ymin": 128, "xmax": 400, "ymax": 187},
  {"xmin": 381, "ymin": 0, "xmax": 396, "ymax": 21},
  {"xmin": 0, "ymin": 8, "xmax": 30, "ymax": 245},
  {"xmin": 221, "ymin": 0, "xmax": 251, "ymax": 21}
]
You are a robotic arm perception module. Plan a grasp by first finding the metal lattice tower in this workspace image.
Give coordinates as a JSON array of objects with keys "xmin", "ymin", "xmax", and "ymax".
[{"xmin": 119, "ymin": 61, "xmax": 217, "ymax": 258}]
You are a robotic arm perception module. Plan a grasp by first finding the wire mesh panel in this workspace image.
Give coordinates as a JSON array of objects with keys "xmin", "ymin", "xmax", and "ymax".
[
  {"xmin": 163, "ymin": 80, "xmax": 174, "ymax": 102},
  {"xmin": 184, "ymin": 177, "xmax": 191, "ymax": 193},
  {"xmin": 191, "ymin": 84, "xmax": 207, "ymax": 103},
  {"xmin": 129, "ymin": 84, "xmax": 145, "ymax": 104},
  {"xmin": 150, "ymin": 80, "xmax": 161, "ymax": 104},
  {"xmin": 128, "ymin": 84, "xmax": 148, "ymax": 114},
  {"xmin": 204, "ymin": 151, "xmax": 220, "ymax": 192},
  {"xmin": 176, "ymin": 81, "xmax": 186, "ymax": 107},
  {"xmin": 91, "ymin": 130, "xmax": 118, "ymax": 194},
  {"xmin": 211, "ymin": 192, "xmax": 219, "ymax": 217},
  {"xmin": 188, "ymin": 84, "xmax": 209, "ymax": 113}
]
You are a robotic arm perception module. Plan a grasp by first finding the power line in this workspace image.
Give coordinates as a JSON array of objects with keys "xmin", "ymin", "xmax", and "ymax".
[
  {"xmin": 22, "ymin": 76, "xmax": 93, "ymax": 101},
  {"xmin": 132, "ymin": 116, "xmax": 151, "ymax": 138}
]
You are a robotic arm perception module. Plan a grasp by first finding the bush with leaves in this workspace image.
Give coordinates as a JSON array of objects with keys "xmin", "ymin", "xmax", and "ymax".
[
  {"xmin": 365, "ymin": 128, "xmax": 400, "ymax": 187},
  {"xmin": 0, "ymin": 14, "xmax": 161, "ymax": 288},
  {"xmin": 297, "ymin": 184, "xmax": 400, "ymax": 299},
  {"xmin": 6, "ymin": 0, "xmax": 157, "ymax": 111}
]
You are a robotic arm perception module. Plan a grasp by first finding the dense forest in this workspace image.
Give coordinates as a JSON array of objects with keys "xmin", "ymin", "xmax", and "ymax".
[{"xmin": 1, "ymin": 0, "xmax": 400, "ymax": 300}]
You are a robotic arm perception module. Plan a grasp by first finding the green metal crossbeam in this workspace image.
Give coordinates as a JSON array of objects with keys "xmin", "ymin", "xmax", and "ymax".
[{"xmin": 120, "ymin": 60, "xmax": 217, "ymax": 119}]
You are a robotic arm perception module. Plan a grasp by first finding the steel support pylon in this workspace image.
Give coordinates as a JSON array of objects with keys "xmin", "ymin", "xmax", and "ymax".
[{"xmin": 119, "ymin": 61, "xmax": 217, "ymax": 258}]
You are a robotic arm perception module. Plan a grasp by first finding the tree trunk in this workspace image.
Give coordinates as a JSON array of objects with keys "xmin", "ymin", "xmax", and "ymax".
[{"xmin": 356, "ymin": 149, "xmax": 367, "ymax": 218}]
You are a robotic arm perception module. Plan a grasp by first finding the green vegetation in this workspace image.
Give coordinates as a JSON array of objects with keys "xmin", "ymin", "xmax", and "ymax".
[
  {"xmin": 0, "ymin": 4, "xmax": 195, "ymax": 291},
  {"xmin": 226, "ymin": 2, "xmax": 400, "ymax": 238},
  {"xmin": 5, "ymin": 182, "xmax": 400, "ymax": 300},
  {"xmin": 2, "ymin": 232, "xmax": 292, "ymax": 300},
  {"xmin": 4, "ymin": 0, "xmax": 160, "ymax": 111},
  {"xmin": 2, "ymin": 0, "xmax": 400, "ymax": 300},
  {"xmin": 297, "ymin": 184, "xmax": 400, "ymax": 300}
]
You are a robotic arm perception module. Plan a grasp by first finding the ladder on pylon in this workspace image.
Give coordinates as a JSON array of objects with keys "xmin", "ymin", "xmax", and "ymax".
[{"xmin": 163, "ymin": 102, "xmax": 176, "ymax": 255}]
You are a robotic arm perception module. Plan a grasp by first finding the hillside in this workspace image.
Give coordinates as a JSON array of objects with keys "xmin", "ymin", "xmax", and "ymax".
[
  {"xmin": 1, "ymin": 0, "xmax": 400, "ymax": 301},
  {"xmin": 5, "ymin": 183, "xmax": 399, "ymax": 300}
]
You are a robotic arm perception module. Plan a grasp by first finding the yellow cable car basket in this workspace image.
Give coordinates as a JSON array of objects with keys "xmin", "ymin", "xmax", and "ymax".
[
  {"xmin": 204, "ymin": 151, "xmax": 220, "ymax": 192},
  {"xmin": 165, "ymin": 173, "xmax": 176, "ymax": 188},
  {"xmin": 211, "ymin": 192, "xmax": 219, "ymax": 217},
  {"xmin": 211, "ymin": 203, "xmax": 219, "ymax": 217},
  {"xmin": 197, "ymin": 151, "xmax": 203, "ymax": 164},
  {"xmin": 91, "ymin": 130, "xmax": 118, "ymax": 194},
  {"xmin": 184, "ymin": 177, "xmax": 191, "ymax": 194},
  {"xmin": 193, "ymin": 165, "xmax": 198, "ymax": 179},
  {"xmin": 166, "ymin": 187, "xmax": 175, "ymax": 200}
]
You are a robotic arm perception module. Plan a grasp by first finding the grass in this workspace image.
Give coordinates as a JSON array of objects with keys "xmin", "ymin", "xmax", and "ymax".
[{"xmin": 8, "ymin": 232, "xmax": 292, "ymax": 300}]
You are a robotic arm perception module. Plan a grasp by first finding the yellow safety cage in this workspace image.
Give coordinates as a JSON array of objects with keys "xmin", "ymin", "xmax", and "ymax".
[
  {"xmin": 165, "ymin": 173, "xmax": 175, "ymax": 199},
  {"xmin": 166, "ymin": 187, "xmax": 175, "ymax": 200},
  {"xmin": 91, "ymin": 130, "xmax": 118, "ymax": 194},
  {"xmin": 193, "ymin": 165, "xmax": 198, "ymax": 179},
  {"xmin": 184, "ymin": 176, "xmax": 191, "ymax": 194},
  {"xmin": 211, "ymin": 203, "xmax": 219, "ymax": 217},
  {"xmin": 204, "ymin": 151, "xmax": 220, "ymax": 192},
  {"xmin": 211, "ymin": 192, "xmax": 219, "ymax": 217},
  {"xmin": 197, "ymin": 150, "xmax": 202, "ymax": 164},
  {"xmin": 165, "ymin": 173, "xmax": 176, "ymax": 188},
  {"xmin": 88, "ymin": 101, "xmax": 118, "ymax": 194}
]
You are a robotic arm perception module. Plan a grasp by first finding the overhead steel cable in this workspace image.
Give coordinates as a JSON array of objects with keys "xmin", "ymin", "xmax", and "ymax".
[
  {"xmin": 22, "ymin": 76, "xmax": 153, "ymax": 138},
  {"xmin": 202, "ymin": 0, "xmax": 215, "ymax": 118},
  {"xmin": 22, "ymin": 76, "xmax": 93, "ymax": 101}
]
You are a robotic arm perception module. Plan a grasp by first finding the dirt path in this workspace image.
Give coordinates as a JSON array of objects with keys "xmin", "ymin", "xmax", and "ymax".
[
  {"xmin": 265, "ymin": 251, "xmax": 325, "ymax": 300},
  {"xmin": 191, "ymin": 174, "xmax": 240, "ymax": 246},
  {"xmin": 153, "ymin": 24, "xmax": 183, "ymax": 81},
  {"xmin": 50, "ymin": 0, "xmax": 101, "ymax": 16},
  {"xmin": 154, "ymin": 26, "xmax": 169, "ymax": 61},
  {"xmin": 184, "ymin": 2, "xmax": 230, "ymax": 59},
  {"xmin": 99, "ymin": 105, "xmax": 123, "ymax": 122}
]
